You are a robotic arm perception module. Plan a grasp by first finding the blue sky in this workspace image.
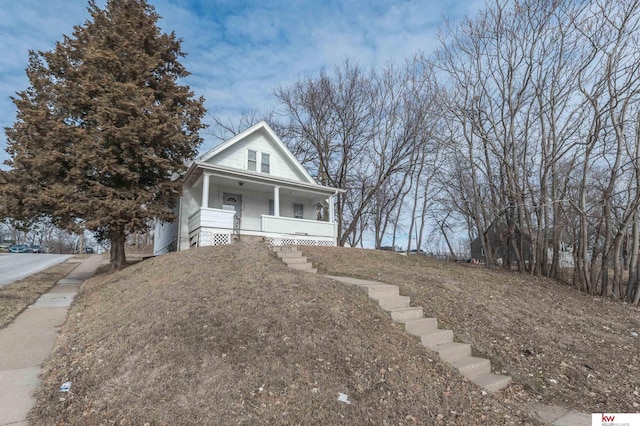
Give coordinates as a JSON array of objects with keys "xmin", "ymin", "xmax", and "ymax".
[{"xmin": 0, "ymin": 0, "xmax": 482, "ymax": 166}]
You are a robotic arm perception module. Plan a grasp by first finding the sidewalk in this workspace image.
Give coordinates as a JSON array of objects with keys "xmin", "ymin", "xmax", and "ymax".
[{"xmin": 0, "ymin": 255, "xmax": 107, "ymax": 426}]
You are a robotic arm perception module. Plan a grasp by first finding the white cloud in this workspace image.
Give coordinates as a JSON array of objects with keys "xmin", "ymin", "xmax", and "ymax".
[{"xmin": 0, "ymin": 0, "xmax": 478, "ymax": 167}]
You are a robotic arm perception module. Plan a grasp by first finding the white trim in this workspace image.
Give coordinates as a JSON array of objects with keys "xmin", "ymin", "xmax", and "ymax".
[
  {"xmin": 188, "ymin": 162, "xmax": 341, "ymax": 196},
  {"xmin": 273, "ymin": 186, "xmax": 280, "ymax": 217},
  {"xmin": 202, "ymin": 172, "xmax": 210, "ymax": 208},
  {"xmin": 198, "ymin": 121, "xmax": 316, "ymax": 184},
  {"xmin": 247, "ymin": 148, "xmax": 257, "ymax": 171},
  {"xmin": 245, "ymin": 147, "xmax": 271, "ymax": 174},
  {"xmin": 261, "ymin": 152, "xmax": 270, "ymax": 173}
]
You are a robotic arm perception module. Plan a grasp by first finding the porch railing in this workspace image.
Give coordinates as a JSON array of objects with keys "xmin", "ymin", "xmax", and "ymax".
[{"xmin": 261, "ymin": 215, "xmax": 335, "ymax": 238}]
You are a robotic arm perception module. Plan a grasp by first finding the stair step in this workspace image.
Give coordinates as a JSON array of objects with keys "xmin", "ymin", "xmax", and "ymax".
[
  {"xmin": 277, "ymin": 251, "xmax": 303, "ymax": 258},
  {"xmin": 289, "ymin": 263, "xmax": 316, "ymax": 272},
  {"xmin": 283, "ymin": 256, "xmax": 308, "ymax": 264},
  {"xmin": 431, "ymin": 342, "xmax": 472, "ymax": 362},
  {"xmin": 365, "ymin": 284, "xmax": 400, "ymax": 298},
  {"xmin": 377, "ymin": 295, "xmax": 410, "ymax": 310},
  {"xmin": 402, "ymin": 317, "xmax": 438, "ymax": 336},
  {"xmin": 272, "ymin": 246, "xmax": 296, "ymax": 252},
  {"xmin": 419, "ymin": 329, "xmax": 454, "ymax": 347},
  {"xmin": 450, "ymin": 356, "xmax": 491, "ymax": 379},
  {"xmin": 471, "ymin": 373, "xmax": 511, "ymax": 392},
  {"xmin": 323, "ymin": 270, "xmax": 510, "ymax": 393},
  {"xmin": 388, "ymin": 306, "xmax": 423, "ymax": 321}
]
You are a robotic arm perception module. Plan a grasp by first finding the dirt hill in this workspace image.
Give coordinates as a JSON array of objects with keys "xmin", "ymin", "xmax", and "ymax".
[
  {"xmin": 30, "ymin": 242, "xmax": 540, "ymax": 425},
  {"xmin": 300, "ymin": 246, "xmax": 640, "ymax": 414}
]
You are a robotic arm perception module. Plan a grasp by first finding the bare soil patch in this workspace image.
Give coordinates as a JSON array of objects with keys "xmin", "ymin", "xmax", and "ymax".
[
  {"xmin": 0, "ymin": 261, "xmax": 77, "ymax": 329},
  {"xmin": 300, "ymin": 246, "xmax": 640, "ymax": 414},
  {"xmin": 30, "ymin": 242, "xmax": 539, "ymax": 425}
]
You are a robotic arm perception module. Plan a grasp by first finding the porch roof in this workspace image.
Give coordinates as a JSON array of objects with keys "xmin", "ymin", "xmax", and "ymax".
[{"xmin": 184, "ymin": 161, "xmax": 344, "ymax": 196}]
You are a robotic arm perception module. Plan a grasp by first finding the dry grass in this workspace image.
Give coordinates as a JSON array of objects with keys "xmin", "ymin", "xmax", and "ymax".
[
  {"xmin": 30, "ymin": 242, "xmax": 538, "ymax": 425},
  {"xmin": 0, "ymin": 261, "xmax": 77, "ymax": 329},
  {"xmin": 301, "ymin": 246, "xmax": 640, "ymax": 414}
]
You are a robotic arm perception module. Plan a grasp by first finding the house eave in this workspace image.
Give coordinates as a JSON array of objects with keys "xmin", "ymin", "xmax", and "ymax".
[{"xmin": 184, "ymin": 161, "xmax": 344, "ymax": 195}]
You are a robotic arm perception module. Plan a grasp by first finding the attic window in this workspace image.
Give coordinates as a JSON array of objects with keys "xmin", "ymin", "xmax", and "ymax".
[
  {"xmin": 247, "ymin": 150, "xmax": 257, "ymax": 171},
  {"xmin": 261, "ymin": 153, "xmax": 270, "ymax": 173}
]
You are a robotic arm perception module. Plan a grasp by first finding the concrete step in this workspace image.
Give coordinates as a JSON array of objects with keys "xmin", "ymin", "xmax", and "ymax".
[
  {"xmin": 402, "ymin": 317, "xmax": 438, "ymax": 336},
  {"xmin": 327, "ymin": 276, "xmax": 386, "ymax": 287},
  {"xmin": 471, "ymin": 373, "xmax": 512, "ymax": 392},
  {"xmin": 419, "ymin": 329, "xmax": 454, "ymax": 347},
  {"xmin": 450, "ymin": 356, "xmax": 491, "ymax": 380},
  {"xmin": 431, "ymin": 342, "xmax": 472, "ymax": 362},
  {"xmin": 272, "ymin": 246, "xmax": 296, "ymax": 252},
  {"xmin": 277, "ymin": 251, "xmax": 303, "ymax": 259},
  {"xmin": 388, "ymin": 306, "xmax": 423, "ymax": 321},
  {"xmin": 283, "ymin": 256, "xmax": 308, "ymax": 264},
  {"xmin": 323, "ymin": 270, "xmax": 510, "ymax": 393},
  {"xmin": 377, "ymin": 295, "xmax": 410, "ymax": 310},
  {"xmin": 288, "ymin": 263, "xmax": 317, "ymax": 273},
  {"xmin": 365, "ymin": 284, "xmax": 400, "ymax": 298}
]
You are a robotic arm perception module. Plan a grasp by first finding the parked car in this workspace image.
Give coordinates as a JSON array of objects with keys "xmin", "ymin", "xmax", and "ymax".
[
  {"xmin": 8, "ymin": 244, "xmax": 31, "ymax": 253},
  {"xmin": 0, "ymin": 242, "xmax": 14, "ymax": 250},
  {"xmin": 83, "ymin": 247, "xmax": 94, "ymax": 254},
  {"xmin": 30, "ymin": 245, "xmax": 44, "ymax": 253}
]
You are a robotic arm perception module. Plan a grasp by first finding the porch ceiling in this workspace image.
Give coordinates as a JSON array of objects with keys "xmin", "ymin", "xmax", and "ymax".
[{"xmin": 184, "ymin": 162, "xmax": 340, "ymax": 200}]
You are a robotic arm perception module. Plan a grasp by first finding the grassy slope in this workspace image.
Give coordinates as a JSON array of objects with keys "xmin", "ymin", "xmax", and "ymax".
[
  {"xmin": 301, "ymin": 246, "xmax": 640, "ymax": 413},
  {"xmin": 30, "ymin": 242, "xmax": 537, "ymax": 425}
]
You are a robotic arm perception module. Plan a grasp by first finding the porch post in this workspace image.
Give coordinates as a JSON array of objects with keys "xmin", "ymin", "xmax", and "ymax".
[
  {"xmin": 274, "ymin": 186, "xmax": 280, "ymax": 217},
  {"xmin": 202, "ymin": 172, "xmax": 210, "ymax": 209},
  {"xmin": 328, "ymin": 193, "xmax": 335, "ymax": 223}
]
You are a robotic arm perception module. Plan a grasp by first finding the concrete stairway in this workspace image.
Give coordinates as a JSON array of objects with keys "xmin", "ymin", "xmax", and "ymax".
[
  {"xmin": 327, "ymin": 276, "xmax": 511, "ymax": 392},
  {"xmin": 272, "ymin": 245, "xmax": 317, "ymax": 273},
  {"xmin": 271, "ymin": 245, "xmax": 510, "ymax": 393}
]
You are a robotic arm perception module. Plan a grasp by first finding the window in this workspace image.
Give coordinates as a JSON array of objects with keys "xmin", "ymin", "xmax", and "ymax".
[
  {"xmin": 261, "ymin": 153, "xmax": 270, "ymax": 173},
  {"xmin": 268, "ymin": 199, "xmax": 274, "ymax": 216},
  {"xmin": 247, "ymin": 149, "xmax": 270, "ymax": 173},
  {"xmin": 293, "ymin": 203, "xmax": 304, "ymax": 219},
  {"xmin": 247, "ymin": 150, "xmax": 257, "ymax": 171}
]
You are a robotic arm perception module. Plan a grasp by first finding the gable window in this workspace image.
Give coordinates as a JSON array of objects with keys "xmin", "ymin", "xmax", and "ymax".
[
  {"xmin": 261, "ymin": 153, "xmax": 270, "ymax": 173},
  {"xmin": 293, "ymin": 203, "xmax": 304, "ymax": 219},
  {"xmin": 247, "ymin": 150, "xmax": 257, "ymax": 171}
]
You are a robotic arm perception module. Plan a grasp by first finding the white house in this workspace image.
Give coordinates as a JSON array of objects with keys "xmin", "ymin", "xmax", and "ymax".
[{"xmin": 154, "ymin": 121, "xmax": 342, "ymax": 254}]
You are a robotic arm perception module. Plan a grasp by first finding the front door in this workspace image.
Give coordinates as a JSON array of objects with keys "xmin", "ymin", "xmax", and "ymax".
[
  {"xmin": 223, "ymin": 193, "xmax": 242, "ymax": 230},
  {"xmin": 223, "ymin": 193, "xmax": 242, "ymax": 216}
]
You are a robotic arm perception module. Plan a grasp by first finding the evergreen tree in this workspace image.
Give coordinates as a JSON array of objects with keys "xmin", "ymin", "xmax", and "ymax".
[{"xmin": 3, "ymin": 0, "xmax": 206, "ymax": 270}]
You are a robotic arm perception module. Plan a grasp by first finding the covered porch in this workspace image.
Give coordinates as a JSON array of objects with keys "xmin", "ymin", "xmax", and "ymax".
[{"xmin": 179, "ymin": 163, "xmax": 340, "ymax": 249}]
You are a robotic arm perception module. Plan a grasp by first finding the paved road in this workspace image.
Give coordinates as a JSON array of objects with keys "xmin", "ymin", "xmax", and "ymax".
[{"xmin": 0, "ymin": 254, "xmax": 72, "ymax": 286}]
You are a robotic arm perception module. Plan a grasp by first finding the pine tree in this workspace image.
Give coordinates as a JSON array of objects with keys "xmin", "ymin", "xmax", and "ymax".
[{"xmin": 3, "ymin": 0, "xmax": 206, "ymax": 270}]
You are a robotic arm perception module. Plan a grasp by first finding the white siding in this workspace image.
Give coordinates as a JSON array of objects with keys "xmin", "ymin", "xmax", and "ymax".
[
  {"xmin": 205, "ymin": 130, "xmax": 309, "ymax": 182},
  {"xmin": 153, "ymin": 218, "xmax": 178, "ymax": 255},
  {"xmin": 189, "ymin": 208, "xmax": 235, "ymax": 231},
  {"xmin": 179, "ymin": 188, "xmax": 200, "ymax": 250}
]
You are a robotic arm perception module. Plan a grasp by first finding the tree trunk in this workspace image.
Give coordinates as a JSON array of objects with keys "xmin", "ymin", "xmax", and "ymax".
[
  {"xmin": 110, "ymin": 224, "xmax": 127, "ymax": 271},
  {"xmin": 627, "ymin": 213, "xmax": 639, "ymax": 301}
]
